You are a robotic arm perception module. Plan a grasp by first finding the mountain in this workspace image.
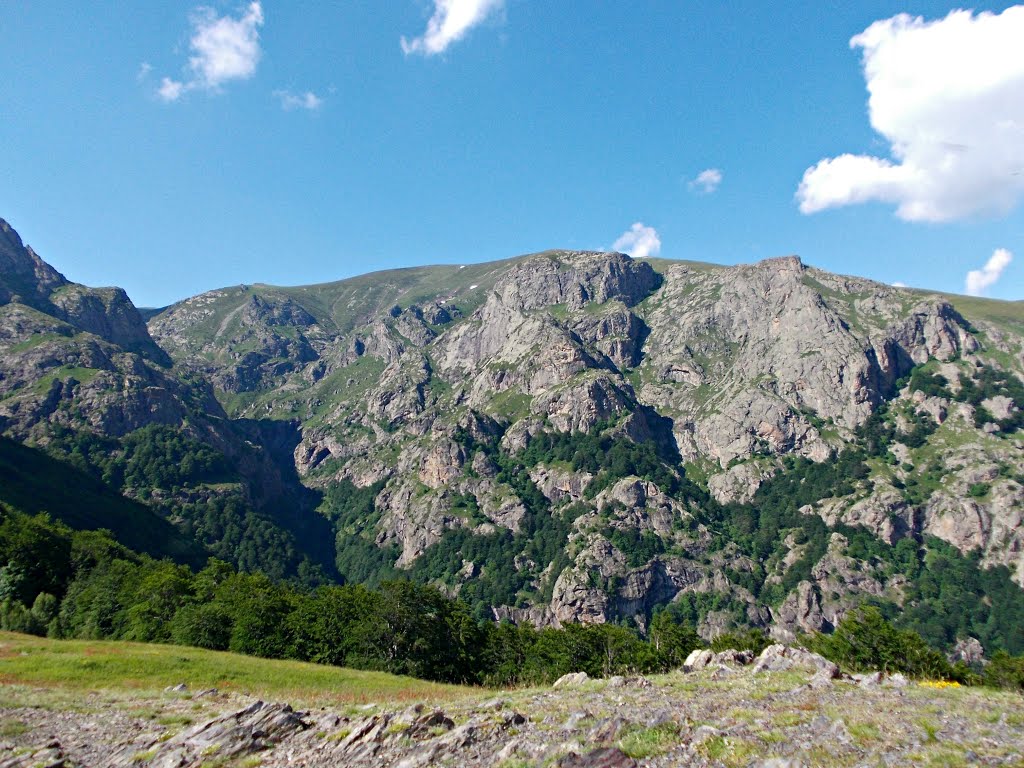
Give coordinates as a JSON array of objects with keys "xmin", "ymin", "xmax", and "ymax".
[
  {"xmin": 3, "ymin": 216, "xmax": 1023, "ymax": 650},
  {"xmin": 0, "ymin": 218, "xmax": 335, "ymax": 582}
]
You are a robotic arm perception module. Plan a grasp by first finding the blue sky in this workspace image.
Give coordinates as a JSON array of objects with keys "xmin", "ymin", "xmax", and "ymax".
[{"xmin": 1, "ymin": 1, "xmax": 1022, "ymax": 307}]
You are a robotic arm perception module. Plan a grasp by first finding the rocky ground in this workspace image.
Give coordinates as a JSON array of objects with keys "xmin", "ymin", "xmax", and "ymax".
[{"xmin": 2, "ymin": 646, "xmax": 1023, "ymax": 768}]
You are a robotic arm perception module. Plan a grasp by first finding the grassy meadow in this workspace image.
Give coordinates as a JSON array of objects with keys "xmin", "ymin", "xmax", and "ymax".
[{"xmin": 0, "ymin": 631, "xmax": 477, "ymax": 708}]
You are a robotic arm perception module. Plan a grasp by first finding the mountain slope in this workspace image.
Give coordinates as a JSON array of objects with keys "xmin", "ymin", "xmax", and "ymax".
[
  {"xmin": 144, "ymin": 242, "xmax": 1024, "ymax": 646},
  {"xmin": 0, "ymin": 436, "xmax": 206, "ymax": 566},
  {"xmin": 3, "ymin": 214, "xmax": 1022, "ymax": 649},
  {"xmin": 0, "ymin": 218, "xmax": 335, "ymax": 581}
]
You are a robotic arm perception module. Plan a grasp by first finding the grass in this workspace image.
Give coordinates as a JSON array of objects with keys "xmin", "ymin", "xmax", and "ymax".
[
  {"xmin": 616, "ymin": 723, "xmax": 681, "ymax": 759},
  {"xmin": 918, "ymin": 717, "xmax": 941, "ymax": 743},
  {"xmin": 0, "ymin": 716, "xmax": 30, "ymax": 737},
  {"xmin": 31, "ymin": 365, "xmax": 102, "ymax": 393},
  {"xmin": 848, "ymin": 721, "xmax": 882, "ymax": 744},
  {"xmin": 0, "ymin": 632, "xmax": 476, "ymax": 707},
  {"xmin": 697, "ymin": 734, "xmax": 758, "ymax": 767}
]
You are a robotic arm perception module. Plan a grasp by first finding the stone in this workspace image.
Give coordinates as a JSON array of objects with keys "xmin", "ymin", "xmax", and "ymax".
[
  {"xmin": 556, "ymin": 747, "xmax": 638, "ymax": 768},
  {"xmin": 564, "ymin": 711, "xmax": 591, "ymax": 729},
  {"xmin": 752, "ymin": 644, "xmax": 840, "ymax": 679},
  {"xmin": 588, "ymin": 716, "xmax": 628, "ymax": 744},
  {"xmin": 855, "ymin": 671, "xmax": 883, "ymax": 688},
  {"xmin": 692, "ymin": 725, "xmax": 724, "ymax": 744},
  {"xmin": 142, "ymin": 701, "xmax": 308, "ymax": 767},
  {"xmin": 683, "ymin": 649, "xmax": 714, "ymax": 672},
  {"xmin": 553, "ymin": 672, "xmax": 590, "ymax": 689},
  {"xmin": 712, "ymin": 649, "xmax": 754, "ymax": 666}
]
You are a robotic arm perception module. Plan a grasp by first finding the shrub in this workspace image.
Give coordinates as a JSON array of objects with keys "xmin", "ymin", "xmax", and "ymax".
[
  {"xmin": 809, "ymin": 606, "xmax": 967, "ymax": 681},
  {"xmin": 983, "ymin": 651, "xmax": 1024, "ymax": 691},
  {"xmin": 968, "ymin": 483, "xmax": 990, "ymax": 499},
  {"xmin": 709, "ymin": 627, "xmax": 770, "ymax": 655}
]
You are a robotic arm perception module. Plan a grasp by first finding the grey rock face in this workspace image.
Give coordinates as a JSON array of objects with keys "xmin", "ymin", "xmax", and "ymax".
[
  {"xmin": 0, "ymin": 219, "xmax": 164, "ymax": 361},
  {"xmin": 708, "ymin": 460, "xmax": 778, "ymax": 504},
  {"xmin": 950, "ymin": 637, "xmax": 986, "ymax": 666},
  {"xmin": 492, "ymin": 251, "xmax": 659, "ymax": 312},
  {"xmin": 0, "ymin": 217, "xmax": 68, "ymax": 300},
  {"xmin": 640, "ymin": 258, "xmax": 975, "ymax": 468}
]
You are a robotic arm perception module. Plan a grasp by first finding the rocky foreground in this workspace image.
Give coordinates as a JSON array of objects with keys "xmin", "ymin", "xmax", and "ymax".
[{"xmin": 2, "ymin": 646, "xmax": 1023, "ymax": 768}]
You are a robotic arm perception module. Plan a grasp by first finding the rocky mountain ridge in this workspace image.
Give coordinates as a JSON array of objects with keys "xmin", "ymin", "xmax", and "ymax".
[{"xmin": 2, "ymin": 215, "xmax": 1023, "ymax": 646}]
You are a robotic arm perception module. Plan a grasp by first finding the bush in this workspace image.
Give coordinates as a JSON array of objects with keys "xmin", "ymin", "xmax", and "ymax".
[
  {"xmin": 983, "ymin": 651, "xmax": 1024, "ymax": 691},
  {"xmin": 968, "ymin": 483, "xmax": 990, "ymax": 499},
  {"xmin": 809, "ymin": 607, "xmax": 967, "ymax": 681},
  {"xmin": 0, "ymin": 599, "xmax": 42, "ymax": 635},
  {"xmin": 710, "ymin": 627, "xmax": 770, "ymax": 655}
]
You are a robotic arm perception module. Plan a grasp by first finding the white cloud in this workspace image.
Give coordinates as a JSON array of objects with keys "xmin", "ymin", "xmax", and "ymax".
[
  {"xmin": 137, "ymin": 62, "xmax": 152, "ymax": 81},
  {"xmin": 401, "ymin": 0, "xmax": 504, "ymax": 56},
  {"xmin": 613, "ymin": 223, "xmax": 661, "ymax": 259},
  {"xmin": 891, "ymin": 281, "xmax": 907, "ymax": 288},
  {"xmin": 274, "ymin": 90, "xmax": 323, "ymax": 111},
  {"xmin": 797, "ymin": 6, "xmax": 1024, "ymax": 222},
  {"xmin": 689, "ymin": 168, "xmax": 723, "ymax": 194},
  {"xmin": 157, "ymin": 1, "xmax": 264, "ymax": 102},
  {"xmin": 965, "ymin": 248, "xmax": 1013, "ymax": 296},
  {"xmin": 158, "ymin": 77, "xmax": 185, "ymax": 102}
]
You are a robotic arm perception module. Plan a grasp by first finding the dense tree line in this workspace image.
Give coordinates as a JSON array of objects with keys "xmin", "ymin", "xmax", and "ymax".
[
  {"xmin": 0, "ymin": 505, "xmax": 702, "ymax": 685},
  {"xmin": 4, "ymin": 504, "xmax": 1024, "ymax": 691}
]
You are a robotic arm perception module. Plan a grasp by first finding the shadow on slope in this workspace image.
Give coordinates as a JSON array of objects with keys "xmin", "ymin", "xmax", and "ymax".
[{"xmin": 0, "ymin": 435, "xmax": 207, "ymax": 567}]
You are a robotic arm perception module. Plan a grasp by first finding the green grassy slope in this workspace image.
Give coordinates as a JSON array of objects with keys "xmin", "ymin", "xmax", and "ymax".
[
  {"xmin": 0, "ymin": 631, "xmax": 475, "ymax": 705},
  {"xmin": 149, "ymin": 254, "xmax": 533, "ymax": 346},
  {"xmin": 938, "ymin": 294, "xmax": 1024, "ymax": 336}
]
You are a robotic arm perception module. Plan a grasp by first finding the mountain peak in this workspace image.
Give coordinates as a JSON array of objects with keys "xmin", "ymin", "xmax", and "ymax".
[
  {"xmin": 0, "ymin": 215, "xmax": 167, "ymax": 362},
  {"xmin": 0, "ymin": 218, "xmax": 68, "ymax": 303},
  {"xmin": 0, "ymin": 217, "xmax": 24, "ymax": 248}
]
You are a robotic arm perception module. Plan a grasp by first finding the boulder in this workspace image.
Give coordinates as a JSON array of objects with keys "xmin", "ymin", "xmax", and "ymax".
[
  {"xmin": 683, "ymin": 649, "xmax": 714, "ymax": 671},
  {"xmin": 553, "ymin": 671, "xmax": 591, "ymax": 689},
  {"xmin": 752, "ymin": 644, "xmax": 840, "ymax": 679}
]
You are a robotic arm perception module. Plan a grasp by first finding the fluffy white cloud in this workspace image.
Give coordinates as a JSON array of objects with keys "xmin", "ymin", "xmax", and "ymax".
[
  {"xmin": 274, "ymin": 90, "xmax": 323, "ymax": 111},
  {"xmin": 965, "ymin": 248, "xmax": 1013, "ymax": 296},
  {"xmin": 689, "ymin": 168, "xmax": 723, "ymax": 194},
  {"xmin": 891, "ymin": 281, "xmax": 907, "ymax": 288},
  {"xmin": 798, "ymin": 6, "xmax": 1024, "ymax": 222},
  {"xmin": 158, "ymin": 77, "xmax": 185, "ymax": 102},
  {"xmin": 401, "ymin": 0, "xmax": 504, "ymax": 56},
  {"xmin": 158, "ymin": 1, "xmax": 264, "ymax": 102},
  {"xmin": 613, "ymin": 223, "xmax": 661, "ymax": 259}
]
